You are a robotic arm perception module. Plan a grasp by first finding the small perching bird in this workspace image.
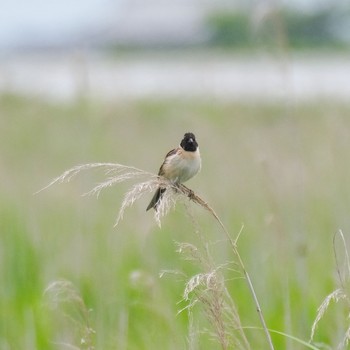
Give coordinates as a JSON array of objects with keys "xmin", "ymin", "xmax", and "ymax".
[{"xmin": 146, "ymin": 132, "xmax": 201, "ymax": 211}]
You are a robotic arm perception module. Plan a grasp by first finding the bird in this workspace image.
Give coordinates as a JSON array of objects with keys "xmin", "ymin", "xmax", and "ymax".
[{"xmin": 146, "ymin": 132, "xmax": 201, "ymax": 211}]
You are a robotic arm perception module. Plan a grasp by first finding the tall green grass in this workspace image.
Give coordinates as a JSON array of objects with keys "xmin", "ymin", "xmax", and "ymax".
[{"xmin": 1, "ymin": 94, "xmax": 350, "ymax": 349}]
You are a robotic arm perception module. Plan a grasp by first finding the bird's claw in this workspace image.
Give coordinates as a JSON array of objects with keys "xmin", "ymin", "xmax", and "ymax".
[{"xmin": 188, "ymin": 189, "xmax": 195, "ymax": 200}]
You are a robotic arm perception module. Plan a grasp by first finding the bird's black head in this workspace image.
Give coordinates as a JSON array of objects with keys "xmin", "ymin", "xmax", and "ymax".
[{"xmin": 180, "ymin": 132, "xmax": 198, "ymax": 152}]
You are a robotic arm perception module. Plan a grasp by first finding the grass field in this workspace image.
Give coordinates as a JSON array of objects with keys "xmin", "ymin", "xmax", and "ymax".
[{"xmin": 1, "ymin": 93, "xmax": 350, "ymax": 349}]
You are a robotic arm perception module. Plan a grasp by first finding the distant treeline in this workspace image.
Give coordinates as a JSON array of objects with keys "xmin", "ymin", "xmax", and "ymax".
[{"xmin": 205, "ymin": 8, "xmax": 349, "ymax": 49}]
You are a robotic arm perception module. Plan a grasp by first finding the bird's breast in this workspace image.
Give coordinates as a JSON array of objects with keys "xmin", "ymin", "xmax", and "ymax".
[{"xmin": 162, "ymin": 149, "xmax": 201, "ymax": 183}]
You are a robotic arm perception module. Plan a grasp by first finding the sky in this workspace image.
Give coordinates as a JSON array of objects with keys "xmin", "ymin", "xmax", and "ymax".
[
  {"xmin": 0, "ymin": 0, "xmax": 341, "ymax": 50},
  {"xmin": 0, "ymin": 0, "xmax": 115, "ymax": 48}
]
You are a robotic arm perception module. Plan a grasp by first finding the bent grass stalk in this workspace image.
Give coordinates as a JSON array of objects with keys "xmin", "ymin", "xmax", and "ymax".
[
  {"xmin": 310, "ymin": 230, "xmax": 350, "ymax": 349},
  {"xmin": 38, "ymin": 162, "xmax": 275, "ymax": 349},
  {"xmin": 179, "ymin": 185, "xmax": 275, "ymax": 350}
]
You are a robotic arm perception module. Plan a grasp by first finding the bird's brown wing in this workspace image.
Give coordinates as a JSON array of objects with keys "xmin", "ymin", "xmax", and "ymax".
[
  {"xmin": 147, "ymin": 148, "xmax": 178, "ymax": 211},
  {"xmin": 158, "ymin": 148, "xmax": 178, "ymax": 176}
]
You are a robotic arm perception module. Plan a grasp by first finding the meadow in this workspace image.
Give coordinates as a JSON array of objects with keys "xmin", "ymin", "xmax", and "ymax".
[{"xmin": 1, "ymin": 93, "xmax": 350, "ymax": 349}]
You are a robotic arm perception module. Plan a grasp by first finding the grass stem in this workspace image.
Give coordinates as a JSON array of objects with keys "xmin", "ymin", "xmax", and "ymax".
[{"xmin": 179, "ymin": 184, "xmax": 275, "ymax": 350}]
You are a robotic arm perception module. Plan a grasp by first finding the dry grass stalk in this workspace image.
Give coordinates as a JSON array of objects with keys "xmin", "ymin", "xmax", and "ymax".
[{"xmin": 179, "ymin": 187, "xmax": 275, "ymax": 350}]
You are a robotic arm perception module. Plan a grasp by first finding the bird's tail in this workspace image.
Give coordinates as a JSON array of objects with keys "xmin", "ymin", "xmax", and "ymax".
[{"xmin": 146, "ymin": 187, "xmax": 166, "ymax": 211}]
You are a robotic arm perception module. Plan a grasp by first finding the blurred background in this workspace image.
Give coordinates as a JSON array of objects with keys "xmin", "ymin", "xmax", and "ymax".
[
  {"xmin": 1, "ymin": 0, "xmax": 350, "ymax": 101},
  {"xmin": 1, "ymin": 0, "xmax": 350, "ymax": 349}
]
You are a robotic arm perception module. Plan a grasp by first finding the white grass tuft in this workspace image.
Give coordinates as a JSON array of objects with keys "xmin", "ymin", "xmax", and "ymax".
[
  {"xmin": 310, "ymin": 230, "xmax": 350, "ymax": 348},
  {"xmin": 35, "ymin": 163, "xmax": 154, "ymax": 195},
  {"xmin": 37, "ymin": 162, "xmax": 205, "ymax": 227},
  {"xmin": 340, "ymin": 325, "xmax": 350, "ymax": 349},
  {"xmin": 310, "ymin": 288, "xmax": 347, "ymax": 342},
  {"xmin": 183, "ymin": 270, "xmax": 223, "ymax": 301},
  {"xmin": 176, "ymin": 236, "xmax": 251, "ymax": 350},
  {"xmin": 115, "ymin": 179, "xmax": 158, "ymax": 226}
]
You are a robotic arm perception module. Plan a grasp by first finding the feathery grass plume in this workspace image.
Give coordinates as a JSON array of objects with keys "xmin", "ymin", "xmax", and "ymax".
[
  {"xmin": 36, "ymin": 162, "xmax": 196, "ymax": 227},
  {"xmin": 38, "ymin": 162, "xmax": 275, "ymax": 348},
  {"xmin": 35, "ymin": 163, "xmax": 154, "ymax": 195},
  {"xmin": 115, "ymin": 178, "xmax": 181, "ymax": 227},
  {"xmin": 176, "ymin": 209, "xmax": 249, "ymax": 350},
  {"xmin": 310, "ymin": 289, "xmax": 347, "ymax": 342},
  {"xmin": 177, "ymin": 240, "xmax": 250, "ymax": 350},
  {"xmin": 43, "ymin": 279, "xmax": 95, "ymax": 350},
  {"xmin": 341, "ymin": 326, "xmax": 350, "ymax": 349},
  {"xmin": 310, "ymin": 230, "xmax": 350, "ymax": 348}
]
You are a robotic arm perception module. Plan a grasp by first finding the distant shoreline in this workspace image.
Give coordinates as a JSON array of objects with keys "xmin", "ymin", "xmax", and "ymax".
[{"xmin": 1, "ymin": 51, "xmax": 349, "ymax": 102}]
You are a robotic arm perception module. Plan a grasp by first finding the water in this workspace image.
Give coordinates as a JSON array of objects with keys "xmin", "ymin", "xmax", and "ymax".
[{"xmin": 0, "ymin": 51, "xmax": 349, "ymax": 102}]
